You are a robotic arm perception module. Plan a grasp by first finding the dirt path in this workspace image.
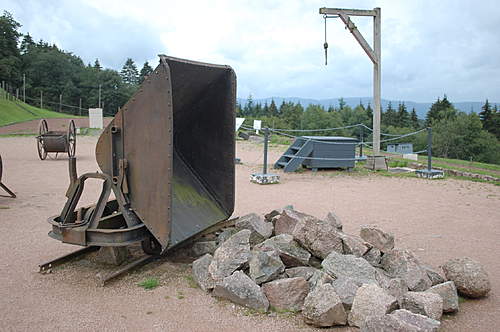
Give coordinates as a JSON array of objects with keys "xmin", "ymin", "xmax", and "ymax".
[
  {"xmin": 0, "ymin": 138, "xmax": 498, "ymax": 331},
  {"xmin": 0, "ymin": 118, "xmax": 112, "ymax": 135}
]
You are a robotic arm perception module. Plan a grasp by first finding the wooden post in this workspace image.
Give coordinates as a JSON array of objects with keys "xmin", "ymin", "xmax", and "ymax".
[{"xmin": 40, "ymin": 91, "xmax": 43, "ymax": 109}]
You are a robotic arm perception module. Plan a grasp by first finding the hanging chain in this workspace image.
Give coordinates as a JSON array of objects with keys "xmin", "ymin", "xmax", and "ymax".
[{"xmin": 323, "ymin": 14, "xmax": 328, "ymax": 65}]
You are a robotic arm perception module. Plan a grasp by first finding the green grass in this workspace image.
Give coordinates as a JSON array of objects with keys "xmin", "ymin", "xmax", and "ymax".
[
  {"xmin": 0, "ymin": 94, "xmax": 79, "ymax": 127},
  {"xmin": 138, "ymin": 278, "xmax": 160, "ymax": 290}
]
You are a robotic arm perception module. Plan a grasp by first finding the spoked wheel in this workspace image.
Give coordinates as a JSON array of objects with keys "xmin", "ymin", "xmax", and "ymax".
[
  {"xmin": 67, "ymin": 120, "xmax": 76, "ymax": 158},
  {"xmin": 37, "ymin": 119, "xmax": 48, "ymax": 160},
  {"xmin": 141, "ymin": 235, "xmax": 162, "ymax": 256}
]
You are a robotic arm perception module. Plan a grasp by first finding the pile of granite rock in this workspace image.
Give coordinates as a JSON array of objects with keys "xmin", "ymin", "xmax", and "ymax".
[{"xmin": 191, "ymin": 207, "xmax": 491, "ymax": 331}]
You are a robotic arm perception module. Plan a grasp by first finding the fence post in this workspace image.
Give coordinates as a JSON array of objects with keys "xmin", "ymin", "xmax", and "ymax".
[
  {"xmin": 359, "ymin": 126, "xmax": 364, "ymax": 157},
  {"xmin": 59, "ymin": 94, "xmax": 62, "ymax": 113},
  {"xmin": 263, "ymin": 127, "xmax": 269, "ymax": 174},
  {"xmin": 427, "ymin": 127, "xmax": 432, "ymax": 172},
  {"xmin": 40, "ymin": 91, "xmax": 43, "ymax": 109}
]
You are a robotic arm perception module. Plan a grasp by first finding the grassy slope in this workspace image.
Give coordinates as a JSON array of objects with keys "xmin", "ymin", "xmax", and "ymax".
[{"xmin": 0, "ymin": 97, "xmax": 78, "ymax": 127}]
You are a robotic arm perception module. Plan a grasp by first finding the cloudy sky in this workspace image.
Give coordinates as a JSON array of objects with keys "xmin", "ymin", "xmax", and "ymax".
[{"xmin": 2, "ymin": 0, "xmax": 499, "ymax": 102}]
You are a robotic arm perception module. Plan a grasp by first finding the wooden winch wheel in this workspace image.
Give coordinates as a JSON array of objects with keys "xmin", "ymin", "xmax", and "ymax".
[
  {"xmin": 67, "ymin": 120, "xmax": 76, "ymax": 158},
  {"xmin": 37, "ymin": 119, "xmax": 48, "ymax": 160}
]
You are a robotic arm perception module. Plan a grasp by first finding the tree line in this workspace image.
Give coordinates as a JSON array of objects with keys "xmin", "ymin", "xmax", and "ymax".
[
  {"xmin": 237, "ymin": 95, "xmax": 500, "ymax": 164},
  {"xmin": 0, "ymin": 11, "xmax": 149, "ymax": 116}
]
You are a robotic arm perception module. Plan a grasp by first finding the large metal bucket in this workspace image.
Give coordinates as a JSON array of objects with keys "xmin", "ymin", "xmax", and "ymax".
[{"xmin": 49, "ymin": 55, "xmax": 236, "ymax": 254}]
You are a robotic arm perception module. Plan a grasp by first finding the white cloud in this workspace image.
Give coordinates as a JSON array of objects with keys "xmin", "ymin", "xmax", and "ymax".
[{"xmin": 2, "ymin": 0, "xmax": 500, "ymax": 101}]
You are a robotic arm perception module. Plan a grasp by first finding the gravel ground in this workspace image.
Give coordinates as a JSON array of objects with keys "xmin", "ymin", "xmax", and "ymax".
[{"xmin": 0, "ymin": 136, "xmax": 498, "ymax": 332}]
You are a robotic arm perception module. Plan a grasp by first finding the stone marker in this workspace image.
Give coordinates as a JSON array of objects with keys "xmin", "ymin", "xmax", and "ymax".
[
  {"xmin": 322, "ymin": 251, "xmax": 378, "ymax": 286},
  {"xmin": 381, "ymin": 249, "xmax": 432, "ymax": 291},
  {"xmin": 360, "ymin": 225, "xmax": 395, "ymax": 253},
  {"xmin": 426, "ymin": 281, "xmax": 459, "ymax": 313},
  {"xmin": 348, "ymin": 283, "xmax": 398, "ymax": 327},
  {"xmin": 302, "ymin": 283, "xmax": 347, "ymax": 327},
  {"xmin": 293, "ymin": 216, "xmax": 343, "ymax": 259},
  {"xmin": 95, "ymin": 246, "xmax": 129, "ymax": 266},
  {"xmin": 255, "ymin": 234, "xmax": 311, "ymax": 267},
  {"xmin": 208, "ymin": 229, "xmax": 251, "ymax": 282},
  {"xmin": 262, "ymin": 277, "xmax": 309, "ymax": 311},
  {"xmin": 401, "ymin": 291, "xmax": 443, "ymax": 320},
  {"xmin": 248, "ymin": 249, "xmax": 285, "ymax": 284},
  {"xmin": 390, "ymin": 309, "xmax": 441, "ymax": 332},
  {"xmin": 192, "ymin": 254, "xmax": 216, "ymax": 291},
  {"xmin": 235, "ymin": 213, "xmax": 273, "ymax": 245},
  {"xmin": 213, "ymin": 271, "xmax": 269, "ymax": 312},
  {"xmin": 441, "ymin": 257, "xmax": 491, "ymax": 298}
]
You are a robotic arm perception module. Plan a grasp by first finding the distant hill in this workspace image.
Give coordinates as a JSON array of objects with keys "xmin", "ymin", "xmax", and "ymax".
[
  {"xmin": 0, "ymin": 92, "xmax": 78, "ymax": 127},
  {"xmin": 237, "ymin": 97, "xmax": 497, "ymax": 119}
]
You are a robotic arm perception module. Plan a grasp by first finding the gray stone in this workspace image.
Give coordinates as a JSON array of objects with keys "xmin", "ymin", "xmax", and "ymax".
[
  {"xmin": 361, "ymin": 315, "xmax": 421, "ymax": 332},
  {"xmin": 360, "ymin": 225, "xmax": 395, "ymax": 253},
  {"xmin": 381, "ymin": 249, "xmax": 432, "ymax": 291},
  {"xmin": 340, "ymin": 233, "xmax": 369, "ymax": 257},
  {"xmin": 191, "ymin": 241, "xmax": 217, "ymax": 257},
  {"xmin": 423, "ymin": 265, "xmax": 446, "ymax": 286},
  {"xmin": 285, "ymin": 266, "xmax": 316, "ymax": 280},
  {"xmin": 386, "ymin": 278, "xmax": 409, "ymax": 306},
  {"xmin": 192, "ymin": 254, "xmax": 216, "ymax": 291},
  {"xmin": 302, "ymin": 283, "xmax": 347, "ymax": 327},
  {"xmin": 331, "ymin": 278, "xmax": 360, "ymax": 310},
  {"xmin": 426, "ymin": 281, "xmax": 459, "ymax": 313},
  {"xmin": 348, "ymin": 283, "xmax": 398, "ymax": 327},
  {"xmin": 213, "ymin": 271, "xmax": 269, "ymax": 312},
  {"xmin": 95, "ymin": 246, "xmax": 129, "ymax": 266},
  {"xmin": 375, "ymin": 268, "xmax": 392, "ymax": 289},
  {"xmin": 264, "ymin": 205, "xmax": 293, "ymax": 222},
  {"xmin": 322, "ymin": 251, "xmax": 378, "ymax": 286},
  {"xmin": 235, "ymin": 213, "xmax": 273, "ymax": 245},
  {"xmin": 308, "ymin": 269, "xmax": 334, "ymax": 290},
  {"xmin": 390, "ymin": 309, "xmax": 441, "ymax": 332},
  {"xmin": 248, "ymin": 248, "xmax": 285, "ymax": 284},
  {"xmin": 217, "ymin": 228, "xmax": 238, "ymax": 245},
  {"xmin": 325, "ymin": 211, "xmax": 343, "ymax": 231},
  {"xmin": 208, "ymin": 229, "xmax": 251, "ymax": 282},
  {"xmin": 441, "ymin": 257, "xmax": 491, "ymax": 298},
  {"xmin": 262, "ymin": 277, "xmax": 309, "ymax": 311},
  {"xmin": 401, "ymin": 291, "xmax": 443, "ymax": 320},
  {"xmin": 292, "ymin": 216, "xmax": 344, "ymax": 259},
  {"xmin": 363, "ymin": 247, "xmax": 382, "ymax": 267},
  {"xmin": 274, "ymin": 209, "xmax": 311, "ymax": 236},
  {"xmin": 255, "ymin": 234, "xmax": 310, "ymax": 267}
]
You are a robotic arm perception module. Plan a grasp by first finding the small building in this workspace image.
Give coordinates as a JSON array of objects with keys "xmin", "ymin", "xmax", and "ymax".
[
  {"xmin": 275, "ymin": 136, "xmax": 357, "ymax": 172},
  {"xmin": 387, "ymin": 143, "xmax": 413, "ymax": 154}
]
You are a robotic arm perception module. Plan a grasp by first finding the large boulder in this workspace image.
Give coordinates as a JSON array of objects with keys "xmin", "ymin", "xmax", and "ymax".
[
  {"xmin": 325, "ymin": 211, "xmax": 343, "ymax": 231},
  {"xmin": 400, "ymin": 291, "xmax": 443, "ymax": 320},
  {"xmin": 248, "ymin": 248, "xmax": 285, "ymax": 284},
  {"xmin": 390, "ymin": 309, "xmax": 441, "ymax": 332},
  {"xmin": 262, "ymin": 277, "xmax": 309, "ymax": 311},
  {"xmin": 213, "ymin": 271, "xmax": 269, "ymax": 312},
  {"xmin": 348, "ymin": 284, "xmax": 398, "ymax": 327},
  {"xmin": 340, "ymin": 233, "xmax": 369, "ymax": 257},
  {"xmin": 322, "ymin": 251, "xmax": 378, "ymax": 286},
  {"xmin": 381, "ymin": 249, "xmax": 432, "ymax": 291},
  {"xmin": 293, "ymin": 216, "xmax": 344, "ymax": 259},
  {"xmin": 192, "ymin": 254, "xmax": 216, "ymax": 291},
  {"xmin": 302, "ymin": 283, "xmax": 347, "ymax": 327},
  {"xmin": 331, "ymin": 277, "xmax": 360, "ymax": 310},
  {"xmin": 360, "ymin": 225, "xmax": 395, "ymax": 253},
  {"xmin": 274, "ymin": 209, "xmax": 311, "ymax": 235},
  {"xmin": 208, "ymin": 230, "xmax": 251, "ymax": 282},
  {"xmin": 254, "ymin": 234, "xmax": 310, "ymax": 267},
  {"xmin": 426, "ymin": 281, "xmax": 459, "ymax": 313},
  {"xmin": 361, "ymin": 315, "xmax": 421, "ymax": 332},
  {"xmin": 235, "ymin": 213, "xmax": 273, "ymax": 245},
  {"xmin": 441, "ymin": 257, "xmax": 491, "ymax": 298}
]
